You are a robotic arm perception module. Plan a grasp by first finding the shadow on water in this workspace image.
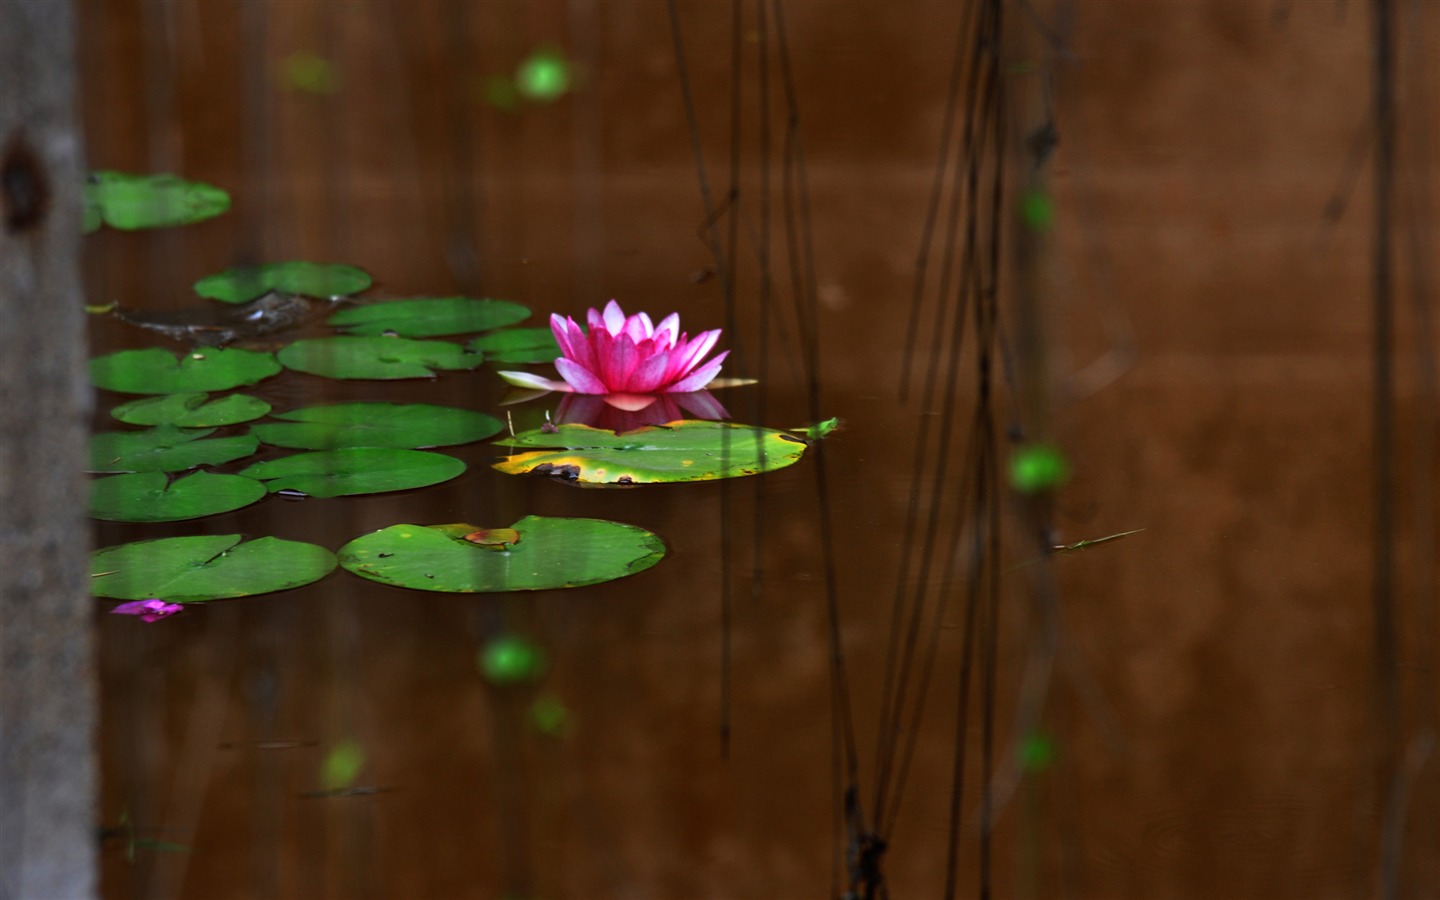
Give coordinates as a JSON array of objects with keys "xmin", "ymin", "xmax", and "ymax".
[{"xmin": 80, "ymin": 1, "xmax": 1440, "ymax": 898}]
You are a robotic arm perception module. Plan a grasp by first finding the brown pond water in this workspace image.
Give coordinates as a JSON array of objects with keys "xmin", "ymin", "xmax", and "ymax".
[{"xmin": 81, "ymin": 1, "xmax": 1439, "ymax": 897}]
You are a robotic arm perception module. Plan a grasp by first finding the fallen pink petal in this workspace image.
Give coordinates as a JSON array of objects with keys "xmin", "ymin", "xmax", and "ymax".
[
  {"xmin": 110, "ymin": 599, "xmax": 185, "ymax": 623},
  {"xmin": 499, "ymin": 299, "xmax": 728, "ymax": 397}
]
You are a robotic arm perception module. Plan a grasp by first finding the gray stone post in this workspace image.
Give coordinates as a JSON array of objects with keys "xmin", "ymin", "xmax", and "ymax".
[{"xmin": 0, "ymin": 1, "xmax": 96, "ymax": 897}]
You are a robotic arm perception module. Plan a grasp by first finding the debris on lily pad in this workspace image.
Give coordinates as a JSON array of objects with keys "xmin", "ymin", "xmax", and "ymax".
[
  {"xmin": 338, "ymin": 517, "xmax": 665, "ymax": 592},
  {"xmin": 463, "ymin": 527, "xmax": 519, "ymax": 550}
]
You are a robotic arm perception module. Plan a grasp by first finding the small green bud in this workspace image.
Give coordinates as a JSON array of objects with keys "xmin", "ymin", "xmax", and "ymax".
[
  {"xmin": 1010, "ymin": 443, "xmax": 1070, "ymax": 494},
  {"xmin": 321, "ymin": 739, "xmax": 365, "ymax": 791},
  {"xmin": 515, "ymin": 48, "xmax": 572, "ymax": 102},
  {"xmin": 479, "ymin": 635, "xmax": 548, "ymax": 685}
]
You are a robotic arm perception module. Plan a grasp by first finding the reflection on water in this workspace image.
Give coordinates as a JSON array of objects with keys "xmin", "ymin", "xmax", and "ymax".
[
  {"xmin": 80, "ymin": 1, "xmax": 1440, "ymax": 898},
  {"xmin": 551, "ymin": 389, "xmax": 728, "ymax": 430}
]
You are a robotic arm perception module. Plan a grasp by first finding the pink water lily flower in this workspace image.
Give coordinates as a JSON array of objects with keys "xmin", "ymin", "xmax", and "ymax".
[
  {"xmin": 110, "ymin": 599, "xmax": 184, "ymax": 622},
  {"xmin": 500, "ymin": 300, "xmax": 728, "ymax": 396}
]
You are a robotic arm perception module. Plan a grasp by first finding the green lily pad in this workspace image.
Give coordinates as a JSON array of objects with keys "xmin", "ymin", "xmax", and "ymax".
[
  {"xmin": 90, "ymin": 471, "xmax": 267, "ymax": 522},
  {"xmin": 194, "ymin": 261, "xmax": 372, "ymax": 304},
  {"xmin": 90, "ymin": 534, "xmax": 337, "ymax": 601},
  {"xmin": 492, "ymin": 421, "xmax": 810, "ymax": 484},
  {"xmin": 277, "ymin": 336, "xmax": 484, "ymax": 380},
  {"xmin": 84, "ymin": 171, "xmax": 230, "ymax": 232},
  {"xmin": 90, "ymin": 348, "xmax": 282, "ymax": 395},
  {"xmin": 327, "ymin": 297, "xmax": 530, "ymax": 338},
  {"xmin": 89, "ymin": 426, "xmax": 259, "ymax": 474},
  {"xmin": 238, "ymin": 448, "xmax": 466, "ymax": 498},
  {"xmin": 467, "ymin": 327, "xmax": 561, "ymax": 363},
  {"xmin": 251, "ymin": 402, "xmax": 502, "ymax": 450},
  {"xmin": 111, "ymin": 392, "xmax": 272, "ymax": 427},
  {"xmin": 337, "ymin": 517, "xmax": 666, "ymax": 592}
]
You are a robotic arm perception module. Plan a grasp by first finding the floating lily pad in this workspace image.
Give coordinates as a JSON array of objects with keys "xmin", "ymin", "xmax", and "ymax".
[
  {"xmin": 89, "ymin": 426, "xmax": 259, "ymax": 474},
  {"xmin": 90, "ymin": 471, "xmax": 267, "ymax": 522},
  {"xmin": 111, "ymin": 392, "xmax": 272, "ymax": 427},
  {"xmin": 277, "ymin": 336, "xmax": 484, "ymax": 380},
  {"xmin": 90, "ymin": 348, "xmax": 282, "ymax": 394},
  {"xmin": 467, "ymin": 327, "xmax": 561, "ymax": 363},
  {"xmin": 84, "ymin": 171, "xmax": 230, "ymax": 233},
  {"xmin": 238, "ymin": 448, "xmax": 466, "ymax": 498},
  {"xmin": 338, "ymin": 517, "xmax": 665, "ymax": 592},
  {"xmin": 492, "ymin": 420, "xmax": 809, "ymax": 484},
  {"xmin": 251, "ymin": 402, "xmax": 502, "ymax": 450},
  {"xmin": 195, "ymin": 261, "xmax": 372, "ymax": 304},
  {"xmin": 90, "ymin": 534, "xmax": 337, "ymax": 601},
  {"xmin": 328, "ymin": 297, "xmax": 530, "ymax": 338}
]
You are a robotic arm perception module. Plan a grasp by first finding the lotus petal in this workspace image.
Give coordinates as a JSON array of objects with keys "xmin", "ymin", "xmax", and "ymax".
[
  {"xmin": 626, "ymin": 349, "xmax": 673, "ymax": 394},
  {"xmin": 669, "ymin": 328, "xmax": 720, "ymax": 381},
  {"xmin": 653, "ymin": 312, "xmax": 680, "ymax": 346},
  {"xmin": 666, "ymin": 350, "xmax": 729, "ymax": 393},
  {"xmin": 499, "ymin": 370, "xmax": 573, "ymax": 392},
  {"xmin": 601, "ymin": 300, "xmax": 627, "ymax": 335},
  {"xmin": 554, "ymin": 358, "xmax": 608, "ymax": 394}
]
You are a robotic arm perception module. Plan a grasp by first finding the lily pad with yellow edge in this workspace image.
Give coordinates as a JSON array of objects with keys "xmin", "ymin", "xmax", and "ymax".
[{"xmin": 492, "ymin": 420, "xmax": 809, "ymax": 485}]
